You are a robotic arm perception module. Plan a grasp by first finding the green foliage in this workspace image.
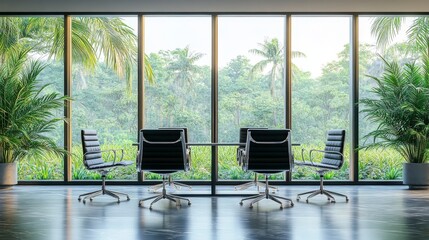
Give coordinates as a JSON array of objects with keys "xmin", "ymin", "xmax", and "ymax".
[
  {"xmin": 0, "ymin": 46, "xmax": 67, "ymax": 163},
  {"xmin": 18, "ymin": 142, "xmax": 402, "ymax": 181},
  {"xmin": 360, "ymin": 55, "xmax": 429, "ymax": 163}
]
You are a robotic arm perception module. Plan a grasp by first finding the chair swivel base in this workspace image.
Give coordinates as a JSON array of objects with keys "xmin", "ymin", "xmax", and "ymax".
[
  {"xmin": 78, "ymin": 189, "xmax": 130, "ymax": 204},
  {"xmin": 140, "ymin": 176, "xmax": 191, "ymax": 210},
  {"xmin": 149, "ymin": 176, "xmax": 192, "ymax": 192},
  {"xmin": 296, "ymin": 176, "xmax": 348, "ymax": 203},
  {"xmin": 234, "ymin": 181, "xmax": 278, "ymax": 192},
  {"xmin": 297, "ymin": 189, "xmax": 349, "ymax": 203},
  {"xmin": 234, "ymin": 174, "xmax": 278, "ymax": 192},
  {"xmin": 78, "ymin": 176, "xmax": 130, "ymax": 204},
  {"xmin": 239, "ymin": 175, "xmax": 293, "ymax": 209}
]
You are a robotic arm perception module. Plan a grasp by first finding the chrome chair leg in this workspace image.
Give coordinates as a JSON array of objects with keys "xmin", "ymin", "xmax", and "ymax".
[
  {"xmin": 235, "ymin": 174, "xmax": 278, "ymax": 192},
  {"xmin": 139, "ymin": 175, "xmax": 192, "ymax": 209},
  {"xmin": 171, "ymin": 181, "xmax": 192, "ymax": 190},
  {"xmin": 108, "ymin": 190, "xmax": 131, "ymax": 200},
  {"xmin": 78, "ymin": 190, "xmax": 102, "ymax": 201},
  {"xmin": 240, "ymin": 175, "xmax": 293, "ymax": 209},
  {"xmin": 148, "ymin": 183, "xmax": 164, "ymax": 192},
  {"xmin": 78, "ymin": 176, "xmax": 130, "ymax": 203},
  {"xmin": 296, "ymin": 175, "xmax": 348, "ymax": 203},
  {"xmin": 325, "ymin": 190, "xmax": 349, "ymax": 202}
]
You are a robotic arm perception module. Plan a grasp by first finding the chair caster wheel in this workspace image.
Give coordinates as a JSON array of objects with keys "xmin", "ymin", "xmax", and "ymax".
[
  {"xmin": 296, "ymin": 198, "xmax": 300, "ymax": 202},
  {"xmin": 90, "ymin": 198, "xmax": 93, "ymax": 202},
  {"xmin": 239, "ymin": 202, "xmax": 243, "ymax": 206},
  {"xmin": 188, "ymin": 202, "xmax": 191, "ymax": 206},
  {"xmin": 139, "ymin": 203, "xmax": 142, "ymax": 207},
  {"xmin": 83, "ymin": 200, "xmax": 86, "ymax": 204},
  {"xmin": 249, "ymin": 204, "xmax": 253, "ymax": 209},
  {"xmin": 280, "ymin": 206, "xmax": 283, "ymax": 209},
  {"xmin": 346, "ymin": 198, "xmax": 349, "ymax": 202},
  {"xmin": 127, "ymin": 197, "xmax": 130, "ymax": 201},
  {"xmin": 78, "ymin": 198, "xmax": 81, "ymax": 201},
  {"xmin": 149, "ymin": 207, "xmax": 153, "ymax": 210},
  {"xmin": 306, "ymin": 199, "xmax": 309, "ymax": 203},
  {"xmin": 290, "ymin": 203, "xmax": 294, "ymax": 207}
]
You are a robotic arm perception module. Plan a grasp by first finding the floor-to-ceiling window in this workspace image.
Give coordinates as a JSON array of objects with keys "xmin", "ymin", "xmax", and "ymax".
[
  {"xmin": 4, "ymin": 13, "xmax": 420, "ymax": 184},
  {"xmin": 71, "ymin": 16, "xmax": 138, "ymax": 181},
  {"xmin": 144, "ymin": 16, "xmax": 212, "ymax": 180},
  {"xmin": 358, "ymin": 16, "xmax": 421, "ymax": 181},
  {"xmin": 0, "ymin": 16, "xmax": 66, "ymax": 180},
  {"xmin": 217, "ymin": 16, "xmax": 287, "ymax": 181},
  {"xmin": 291, "ymin": 16, "xmax": 352, "ymax": 181}
]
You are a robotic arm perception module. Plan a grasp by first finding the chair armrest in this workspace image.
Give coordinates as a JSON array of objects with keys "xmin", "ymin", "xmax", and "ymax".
[
  {"xmin": 241, "ymin": 151, "xmax": 248, "ymax": 171},
  {"xmin": 84, "ymin": 149, "xmax": 119, "ymax": 165},
  {"xmin": 309, "ymin": 149, "xmax": 344, "ymax": 166},
  {"xmin": 288, "ymin": 145, "xmax": 310, "ymax": 166},
  {"xmin": 186, "ymin": 147, "xmax": 192, "ymax": 171}
]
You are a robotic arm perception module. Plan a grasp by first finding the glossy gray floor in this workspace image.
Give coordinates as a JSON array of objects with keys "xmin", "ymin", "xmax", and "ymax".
[{"xmin": 0, "ymin": 185, "xmax": 428, "ymax": 240}]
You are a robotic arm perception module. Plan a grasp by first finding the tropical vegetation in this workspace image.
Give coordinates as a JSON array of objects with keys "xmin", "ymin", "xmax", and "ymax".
[
  {"xmin": 3, "ymin": 15, "xmax": 425, "ymax": 181},
  {"xmin": 0, "ymin": 46, "xmax": 66, "ymax": 163}
]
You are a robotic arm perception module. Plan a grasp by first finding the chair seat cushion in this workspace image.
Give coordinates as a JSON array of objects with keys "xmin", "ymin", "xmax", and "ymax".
[
  {"xmin": 294, "ymin": 160, "xmax": 339, "ymax": 170},
  {"xmin": 150, "ymin": 170, "xmax": 178, "ymax": 174},
  {"xmin": 88, "ymin": 160, "xmax": 133, "ymax": 170},
  {"xmin": 253, "ymin": 170, "xmax": 285, "ymax": 174}
]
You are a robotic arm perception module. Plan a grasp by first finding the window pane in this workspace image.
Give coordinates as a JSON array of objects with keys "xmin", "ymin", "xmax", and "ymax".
[
  {"xmin": 0, "ymin": 16, "xmax": 65, "ymax": 180},
  {"xmin": 218, "ymin": 16, "xmax": 286, "ymax": 181},
  {"xmin": 358, "ymin": 16, "xmax": 419, "ymax": 180},
  {"xmin": 291, "ymin": 16, "xmax": 352, "ymax": 181},
  {"xmin": 144, "ymin": 16, "xmax": 212, "ymax": 180},
  {"xmin": 71, "ymin": 16, "xmax": 138, "ymax": 181}
]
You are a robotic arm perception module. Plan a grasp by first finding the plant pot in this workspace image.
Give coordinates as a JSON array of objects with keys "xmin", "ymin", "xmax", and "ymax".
[
  {"xmin": 0, "ymin": 162, "xmax": 18, "ymax": 187},
  {"xmin": 403, "ymin": 163, "xmax": 429, "ymax": 189}
]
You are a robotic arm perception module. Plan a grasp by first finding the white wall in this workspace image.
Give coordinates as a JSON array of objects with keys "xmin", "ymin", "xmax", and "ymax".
[{"xmin": 0, "ymin": 0, "xmax": 428, "ymax": 13}]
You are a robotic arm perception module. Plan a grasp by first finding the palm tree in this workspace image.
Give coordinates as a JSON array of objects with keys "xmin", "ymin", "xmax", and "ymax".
[
  {"xmin": 166, "ymin": 46, "xmax": 204, "ymax": 87},
  {"xmin": 0, "ymin": 45, "xmax": 67, "ymax": 163},
  {"xmin": 360, "ymin": 55, "xmax": 429, "ymax": 164},
  {"xmin": 371, "ymin": 17, "xmax": 429, "ymax": 56},
  {"xmin": 249, "ymin": 38, "xmax": 305, "ymax": 97},
  {"xmin": 0, "ymin": 16, "xmax": 154, "ymax": 91}
]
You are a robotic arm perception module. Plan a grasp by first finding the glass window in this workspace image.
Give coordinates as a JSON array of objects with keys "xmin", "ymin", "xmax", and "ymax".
[
  {"xmin": 0, "ymin": 16, "xmax": 65, "ymax": 180},
  {"xmin": 218, "ymin": 16, "xmax": 286, "ymax": 181},
  {"xmin": 144, "ymin": 16, "xmax": 212, "ymax": 180},
  {"xmin": 291, "ymin": 16, "xmax": 352, "ymax": 181},
  {"xmin": 358, "ymin": 16, "xmax": 419, "ymax": 181},
  {"xmin": 71, "ymin": 16, "xmax": 138, "ymax": 181}
]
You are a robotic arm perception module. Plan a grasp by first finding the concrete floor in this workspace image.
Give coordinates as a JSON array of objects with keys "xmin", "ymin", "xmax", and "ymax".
[{"xmin": 0, "ymin": 185, "xmax": 428, "ymax": 240}]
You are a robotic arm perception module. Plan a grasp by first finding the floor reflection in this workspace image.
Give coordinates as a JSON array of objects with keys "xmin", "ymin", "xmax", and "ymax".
[{"xmin": 0, "ymin": 186, "xmax": 428, "ymax": 240}]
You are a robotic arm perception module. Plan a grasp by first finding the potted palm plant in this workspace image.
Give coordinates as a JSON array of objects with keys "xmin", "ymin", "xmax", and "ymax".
[
  {"xmin": 360, "ymin": 55, "xmax": 429, "ymax": 188},
  {"xmin": 0, "ymin": 46, "xmax": 67, "ymax": 187}
]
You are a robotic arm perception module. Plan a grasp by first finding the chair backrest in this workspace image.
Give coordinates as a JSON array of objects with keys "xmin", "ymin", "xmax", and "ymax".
[
  {"xmin": 159, "ymin": 127, "xmax": 189, "ymax": 143},
  {"xmin": 81, "ymin": 129, "xmax": 103, "ymax": 168},
  {"xmin": 245, "ymin": 129, "xmax": 292, "ymax": 172},
  {"xmin": 321, "ymin": 129, "xmax": 346, "ymax": 168},
  {"xmin": 239, "ymin": 127, "xmax": 268, "ymax": 144},
  {"xmin": 138, "ymin": 129, "xmax": 187, "ymax": 171}
]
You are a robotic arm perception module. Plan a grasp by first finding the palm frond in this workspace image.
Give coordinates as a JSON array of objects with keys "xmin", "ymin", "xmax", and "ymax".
[{"xmin": 370, "ymin": 17, "xmax": 405, "ymax": 52}]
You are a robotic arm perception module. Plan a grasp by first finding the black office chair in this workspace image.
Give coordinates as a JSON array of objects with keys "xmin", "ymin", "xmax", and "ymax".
[
  {"xmin": 137, "ymin": 129, "xmax": 191, "ymax": 209},
  {"xmin": 78, "ymin": 129, "xmax": 133, "ymax": 203},
  {"xmin": 239, "ymin": 129, "xmax": 294, "ymax": 209},
  {"xmin": 295, "ymin": 129, "xmax": 349, "ymax": 203},
  {"xmin": 235, "ymin": 127, "xmax": 278, "ymax": 192},
  {"xmin": 147, "ymin": 127, "xmax": 192, "ymax": 191}
]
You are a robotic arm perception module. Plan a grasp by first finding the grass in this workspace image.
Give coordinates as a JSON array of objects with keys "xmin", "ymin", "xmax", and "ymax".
[{"xmin": 17, "ymin": 143, "xmax": 404, "ymax": 181}]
